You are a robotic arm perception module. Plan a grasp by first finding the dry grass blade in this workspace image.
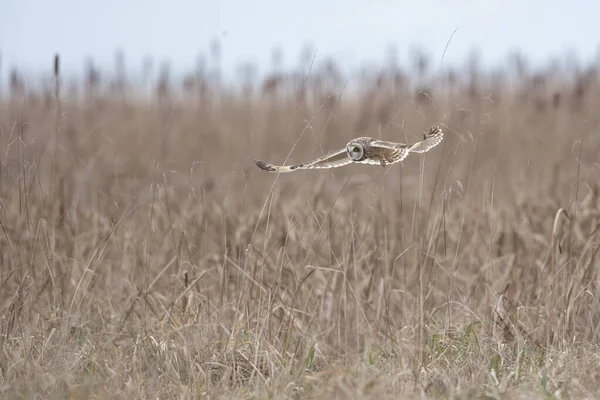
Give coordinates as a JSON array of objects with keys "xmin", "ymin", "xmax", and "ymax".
[{"xmin": 0, "ymin": 49, "xmax": 599, "ymax": 399}]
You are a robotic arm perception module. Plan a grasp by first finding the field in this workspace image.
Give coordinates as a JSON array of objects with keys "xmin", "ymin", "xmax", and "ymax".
[{"xmin": 1, "ymin": 50, "xmax": 600, "ymax": 399}]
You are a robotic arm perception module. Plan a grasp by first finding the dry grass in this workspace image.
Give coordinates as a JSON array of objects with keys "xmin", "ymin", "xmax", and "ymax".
[{"xmin": 1, "ymin": 52, "xmax": 600, "ymax": 399}]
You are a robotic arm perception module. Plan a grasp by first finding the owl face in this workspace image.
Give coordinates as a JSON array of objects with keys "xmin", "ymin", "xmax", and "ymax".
[{"xmin": 346, "ymin": 142, "xmax": 365, "ymax": 161}]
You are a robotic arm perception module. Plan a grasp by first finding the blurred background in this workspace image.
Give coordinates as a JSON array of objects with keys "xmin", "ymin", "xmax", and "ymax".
[{"xmin": 2, "ymin": 0, "xmax": 599, "ymax": 91}]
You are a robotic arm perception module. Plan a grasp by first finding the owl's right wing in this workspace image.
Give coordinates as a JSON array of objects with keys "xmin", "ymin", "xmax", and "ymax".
[{"xmin": 254, "ymin": 148, "xmax": 352, "ymax": 173}]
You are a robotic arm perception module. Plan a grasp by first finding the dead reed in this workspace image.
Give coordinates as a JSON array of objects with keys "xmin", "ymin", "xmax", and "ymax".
[{"xmin": 0, "ymin": 50, "xmax": 599, "ymax": 399}]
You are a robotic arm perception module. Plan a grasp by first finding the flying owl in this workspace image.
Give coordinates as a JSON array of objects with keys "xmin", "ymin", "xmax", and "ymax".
[{"xmin": 254, "ymin": 125, "xmax": 443, "ymax": 173}]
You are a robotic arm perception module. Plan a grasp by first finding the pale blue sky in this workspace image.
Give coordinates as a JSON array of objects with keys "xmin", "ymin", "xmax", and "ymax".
[{"xmin": 1, "ymin": 0, "xmax": 599, "ymax": 82}]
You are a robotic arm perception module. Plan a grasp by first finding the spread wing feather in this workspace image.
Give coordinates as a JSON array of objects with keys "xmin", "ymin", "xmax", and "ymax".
[
  {"xmin": 254, "ymin": 148, "xmax": 351, "ymax": 173},
  {"xmin": 408, "ymin": 126, "xmax": 444, "ymax": 153},
  {"xmin": 369, "ymin": 125, "xmax": 443, "ymax": 165}
]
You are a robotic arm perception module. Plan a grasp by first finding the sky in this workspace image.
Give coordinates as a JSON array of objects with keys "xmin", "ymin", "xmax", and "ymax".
[{"xmin": 1, "ymin": 0, "xmax": 599, "ymax": 83}]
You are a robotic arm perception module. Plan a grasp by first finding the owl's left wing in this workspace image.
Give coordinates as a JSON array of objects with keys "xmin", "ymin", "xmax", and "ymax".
[
  {"xmin": 407, "ymin": 125, "xmax": 444, "ymax": 153},
  {"xmin": 367, "ymin": 142, "xmax": 411, "ymax": 165},
  {"xmin": 254, "ymin": 148, "xmax": 352, "ymax": 173},
  {"xmin": 369, "ymin": 125, "xmax": 444, "ymax": 165}
]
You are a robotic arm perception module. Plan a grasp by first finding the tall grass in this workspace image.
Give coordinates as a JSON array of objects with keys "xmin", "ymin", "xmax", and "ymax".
[{"xmin": 0, "ymin": 48, "xmax": 599, "ymax": 399}]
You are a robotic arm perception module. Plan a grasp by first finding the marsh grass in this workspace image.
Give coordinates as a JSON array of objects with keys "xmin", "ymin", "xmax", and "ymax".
[{"xmin": 0, "ymin": 51, "xmax": 599, "ymax": 399}]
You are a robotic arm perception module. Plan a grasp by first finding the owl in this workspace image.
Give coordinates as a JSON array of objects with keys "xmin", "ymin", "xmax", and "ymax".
[{"xmin": 255, "ymin": 125, "xmax": 443, "ymax": 173}]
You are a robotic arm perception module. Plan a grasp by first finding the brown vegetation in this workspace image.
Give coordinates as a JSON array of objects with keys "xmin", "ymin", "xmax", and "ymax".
[{"xmin": 0, "ymin": 48, "xmax": 599, "ymax": 399}]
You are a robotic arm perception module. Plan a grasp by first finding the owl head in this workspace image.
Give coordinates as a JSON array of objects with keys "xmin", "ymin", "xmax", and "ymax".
[{"xmin": 346, "ymin": 142, "xmax": 365, "ymax": 161}]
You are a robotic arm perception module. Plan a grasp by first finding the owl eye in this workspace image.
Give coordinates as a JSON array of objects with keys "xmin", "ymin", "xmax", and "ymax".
[{"xmin": 353, "ymin": 147, "xmax": 360, "ymax": 153}]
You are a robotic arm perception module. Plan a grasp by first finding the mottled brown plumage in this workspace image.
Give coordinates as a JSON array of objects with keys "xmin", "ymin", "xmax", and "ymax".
[{"xmin": 255, "ymin": 125, "xmax": 443, "ymax": 173}]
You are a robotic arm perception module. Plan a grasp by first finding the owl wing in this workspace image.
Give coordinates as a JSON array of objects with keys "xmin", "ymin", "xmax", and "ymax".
[
  {"xmin": 254, "ymin": 148, "xmax": 352, "ymax": 173},
  {"xmin": 363, "ymin": 144, "xmax": 411, "ymax": 165},
  {"xmin": 407, "ymin": 125, "xmax": 444, "ymax": 153},
  {"xmin": 369, "ymin": 125, "xmax": 443, "ymax": 165}
]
